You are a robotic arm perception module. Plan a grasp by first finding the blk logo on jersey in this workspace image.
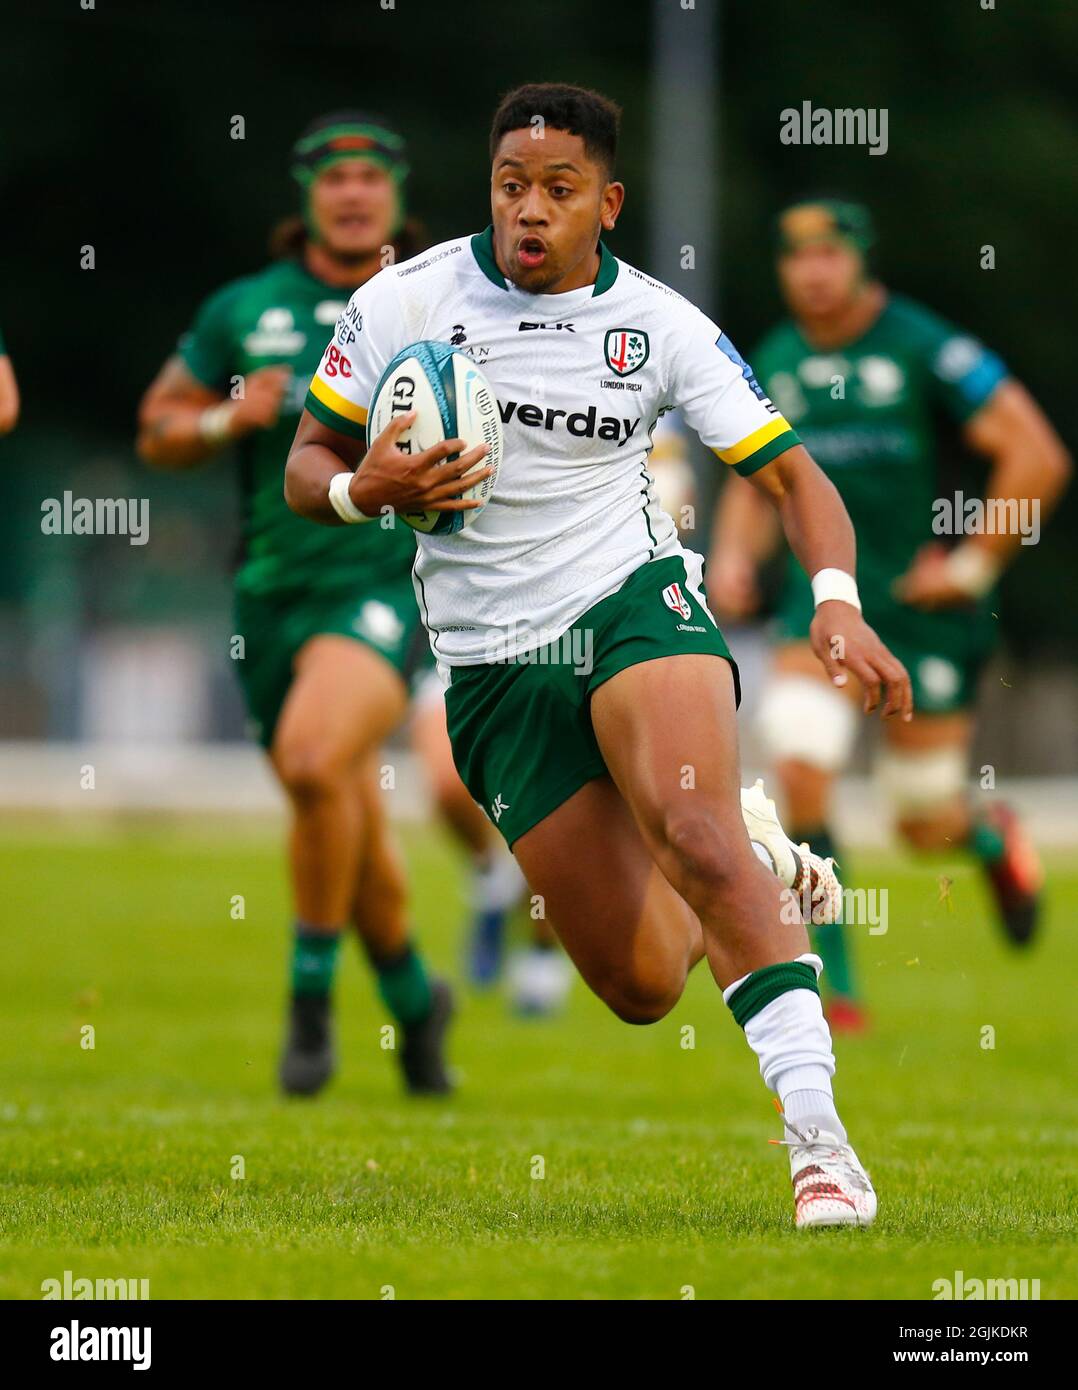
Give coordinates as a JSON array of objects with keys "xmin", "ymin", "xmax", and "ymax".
[
  {"xmin": 604, "ymin": 329, "xmax": 650, "ymax": 377},
  {"xmin": 662, "ymin": 582, "xmax": 692, "ymax": 621}
]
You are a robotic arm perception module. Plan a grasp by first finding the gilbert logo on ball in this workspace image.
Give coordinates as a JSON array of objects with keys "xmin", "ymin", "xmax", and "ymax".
[{"xmin": 366, "ymin": 340, "xmax": 503, "ymax": 535}]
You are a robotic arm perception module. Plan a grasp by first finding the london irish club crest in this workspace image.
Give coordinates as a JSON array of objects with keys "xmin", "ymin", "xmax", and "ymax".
[
  {"xmin": 661, "ymin": 582, "xmax": 692, "ymax": 620},
  {"xmin": 604, "ymin": 328, "xmax": 650, "ymax": 377}
]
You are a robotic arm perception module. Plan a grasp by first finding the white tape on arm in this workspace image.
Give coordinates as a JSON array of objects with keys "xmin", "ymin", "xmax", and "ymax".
[
  {"xmin": 199, "ymin": 402, "xmax": 235, "ymax": 446},
  {"xmin": 327, "ymin": 471, "xmax": 372, "ymax": 525},
  {"xmin": 811, "ymin": 567, "xmax": 862, "ymax": 611},
  {"xmin": 943, "ymin": 542, "xmax": 1001, "ymax": 599}
]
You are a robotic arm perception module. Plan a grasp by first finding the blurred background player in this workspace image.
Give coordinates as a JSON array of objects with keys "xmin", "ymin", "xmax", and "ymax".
[
  {"xmin": 136, "ymin": 112, "xmax": 471, "ymax": 1097},
  {"xmin": 0, "ymin": 324, "xmax": 19, "ymax": 434},
  {"xmin": 709, "ymin": 199, "xmax": 1071, "ymax": 1027}
]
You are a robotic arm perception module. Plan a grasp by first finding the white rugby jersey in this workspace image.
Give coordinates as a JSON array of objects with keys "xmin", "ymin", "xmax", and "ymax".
[{"xmin": 306, "ymin": 228, "xmax": 799, "ymax": 665}]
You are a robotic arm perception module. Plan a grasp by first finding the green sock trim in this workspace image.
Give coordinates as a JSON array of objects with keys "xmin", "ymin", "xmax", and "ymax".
[
  {"xmin": 728, "ymin": 961, "xmax": 819, "ymax": 1029},
  {"xmin": 969, "ymin": 817, "xmax": 1006, "ymax": 865},
  {"xmin": 291, "ymin": 927, "xmax": 342, "ymax": 996},
  {"xmin": 373, "ymin": 943, "xmax": 433, "ymax": 1027}
]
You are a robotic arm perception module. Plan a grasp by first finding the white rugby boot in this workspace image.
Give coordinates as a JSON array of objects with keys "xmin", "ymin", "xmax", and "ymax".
[
  {"xmin": 740, "ymin": 778, "xmax": 842, "ymax": 924},
  {"xmin": 776, "ymin": 1115, "xmax": 878, "ymax": 1229}
]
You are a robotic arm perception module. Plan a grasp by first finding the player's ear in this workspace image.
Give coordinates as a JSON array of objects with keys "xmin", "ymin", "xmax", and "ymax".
[{"xmin": 601, "ymin": 180, "xmax": 625, "ymax": 232}]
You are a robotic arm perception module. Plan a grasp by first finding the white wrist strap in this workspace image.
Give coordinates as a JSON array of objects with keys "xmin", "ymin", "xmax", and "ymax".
[
  {"xmin": 328, "ymin": 471, "xmax": 371, "ymax": 524},
  {"xmin": 943, "ymin": 543, "xmax": 1001, "ymax": 599},
  {"xmin": 199, "ymin": 402, "xmax": 234, "ymax": 446},
  {"xmin": 811, "ymin": 567, "xmax": 862, "ymax": 611}
]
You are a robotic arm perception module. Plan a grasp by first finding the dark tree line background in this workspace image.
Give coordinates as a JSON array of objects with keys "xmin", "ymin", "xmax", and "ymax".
[{"xmin": 1, "ymin": 0, "xmax": 1075, "ymax": 679}]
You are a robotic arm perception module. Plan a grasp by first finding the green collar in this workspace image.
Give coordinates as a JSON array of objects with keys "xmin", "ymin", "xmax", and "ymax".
[{"xmin": 470, "ymin": 225, "xmax": 618, "ymax": 296}]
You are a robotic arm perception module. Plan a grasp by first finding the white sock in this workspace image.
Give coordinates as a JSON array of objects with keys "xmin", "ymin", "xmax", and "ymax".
[
  {"xmin": 723, "ymin": 953, "xmax": 846, "ymax": 1143},
  {"xmin": 779, "ymin": 1071, "xmax": 846, "ymax": 1145}
]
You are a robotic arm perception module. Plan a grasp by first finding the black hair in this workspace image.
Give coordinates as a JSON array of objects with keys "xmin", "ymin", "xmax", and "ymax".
[{"xmin": 489, "ymin": 83, "xmax": 620, "ymax": 178}]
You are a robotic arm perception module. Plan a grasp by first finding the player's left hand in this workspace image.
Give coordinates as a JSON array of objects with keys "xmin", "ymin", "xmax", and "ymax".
[
  {"xmin": 892, "ymin": 543, "xmax": 973, "ymax": 610},
  {"xmin": 810, "ymin": 602, "xmax": 913, "ymax": 719}
]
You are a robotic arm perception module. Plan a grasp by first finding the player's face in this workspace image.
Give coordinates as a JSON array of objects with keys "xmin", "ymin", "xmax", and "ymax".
[
  {"xmin": 309, "ymin": 160, "xmax": 397, "ymax": 260},
  {"xmin": 490, "ymin": 128, "xmax": 623, "ymax": 294},
  {"xmin": 778, "ymin": 240, "xmax": 864, "ymax": 320}
]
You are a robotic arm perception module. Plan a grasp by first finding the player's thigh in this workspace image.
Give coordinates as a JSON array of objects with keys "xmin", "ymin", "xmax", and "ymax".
[
  {"xmin": 271, "ymin": 635, "xmax": 408, "ymax": 791},
  {"xmin": 512, "ymin": 775, "xmax": 700, "ymax": 1015},
  {"xmin": 590, "ymin": 653, "xmax": 748, "ymax": 869}
]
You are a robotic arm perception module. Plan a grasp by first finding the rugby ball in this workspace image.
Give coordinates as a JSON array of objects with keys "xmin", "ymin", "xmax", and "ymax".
[{"xmin": 365, "ymin": 340, "xmax": 503, "ymax": 534}]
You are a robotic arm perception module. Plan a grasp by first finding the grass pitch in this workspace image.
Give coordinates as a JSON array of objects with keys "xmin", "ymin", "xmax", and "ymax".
[{"xmin": 1, "ymin": 815, "xmax": 1076, "ymax": 1300}]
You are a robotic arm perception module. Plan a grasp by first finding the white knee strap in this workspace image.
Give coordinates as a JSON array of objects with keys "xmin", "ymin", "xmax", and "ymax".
[
  {"xmin": 876, "ymin": 745, "xmax": 967, "ymax": 816},
  {"xmin": 756, "ymin": 676, "xmax": 858, "ymax": 773}
]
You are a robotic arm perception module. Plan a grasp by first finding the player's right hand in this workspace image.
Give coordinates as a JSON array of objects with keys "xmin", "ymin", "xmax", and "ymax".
[
  {"xmin": 707, "ymin": 550, "xmax": 761, "ymax": 621},
  {"xmin": 349, "ymin": 410, "xmax": 492, "ymax": 517},
  {"xmin": 228, "ymin": 366, "xmax": 292, "ymax": 434}
]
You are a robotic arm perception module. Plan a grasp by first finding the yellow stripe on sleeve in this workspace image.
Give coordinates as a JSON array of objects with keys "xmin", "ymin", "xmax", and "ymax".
[
  {"xmin": 309, "ymin": 374, "xmax": 369, "ymax": 427},
  {"xmin": 712, "ymin": 416, "xmax": 792, "ymax": 466}
]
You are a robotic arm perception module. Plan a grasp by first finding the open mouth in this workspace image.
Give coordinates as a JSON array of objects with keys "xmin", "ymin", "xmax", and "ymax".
[{"xmin": 516, "ymin": 235, "xmax": 547, "ymax": 269}]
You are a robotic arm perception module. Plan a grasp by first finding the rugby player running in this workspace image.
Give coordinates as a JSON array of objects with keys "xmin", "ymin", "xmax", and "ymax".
[
  {"xmin": 139, "ymin": 113, "xmax": 473, "ymax": 1097},
  {"xmin": 285, "ymin": 85, "xmax": 914, "ymax": 1227}
]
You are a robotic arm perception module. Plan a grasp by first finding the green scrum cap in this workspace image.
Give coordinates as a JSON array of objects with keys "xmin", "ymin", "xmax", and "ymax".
[
  {"xmin": 775, "ymin": 199, "xmax": 875, "ymax": 257},
  {"xmin": 291, "ymin": 111, "xmax": 410, "ymax": 239}
]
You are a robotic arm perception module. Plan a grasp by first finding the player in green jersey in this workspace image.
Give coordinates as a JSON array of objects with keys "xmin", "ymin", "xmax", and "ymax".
[
  {"xmin": 0, "ymin": 323, "xmax": 19, "ymax": 435},
  {"xmin": 137, "ymin": 112, "xmax": 493, "ymax": 1095},
  {"xmin": 709, "ymin": 199, "xmax": 1071, "ymax": 1026}
]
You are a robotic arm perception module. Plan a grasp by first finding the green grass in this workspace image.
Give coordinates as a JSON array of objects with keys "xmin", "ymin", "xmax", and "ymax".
[{"xmin": 2, "ymin": 815, "xmax": 1076, "ymax": 1300}]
